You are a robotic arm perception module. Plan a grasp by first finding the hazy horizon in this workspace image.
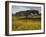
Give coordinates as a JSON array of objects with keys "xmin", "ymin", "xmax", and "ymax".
[{"xmin": 12, "ymin": 5, "xmax": 41, "ymax": 14}]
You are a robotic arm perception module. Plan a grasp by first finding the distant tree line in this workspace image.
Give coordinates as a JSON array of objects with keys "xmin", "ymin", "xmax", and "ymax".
[{"xmin": 13, "ymin": 10, "xmax": 41, "ymax": 16}]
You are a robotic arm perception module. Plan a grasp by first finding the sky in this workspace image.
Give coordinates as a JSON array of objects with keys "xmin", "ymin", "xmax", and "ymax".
[{"xmin": 12, "ymin": 5, "xmax": 41, "ymax": 14}]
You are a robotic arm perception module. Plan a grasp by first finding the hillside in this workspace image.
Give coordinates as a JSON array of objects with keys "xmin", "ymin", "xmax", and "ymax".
[
  {"xmin": 15, "ymin": 10, "xmax": 41, "ymax": 16},
  {"xmin": 12, "ymin": 10, "xmax": 41, "ymax": 31}
]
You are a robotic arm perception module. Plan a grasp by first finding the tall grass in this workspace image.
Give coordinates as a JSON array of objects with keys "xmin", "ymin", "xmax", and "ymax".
[{"xmin": 12, "ymin": 16, "xmax": 41, "ymax": 31}]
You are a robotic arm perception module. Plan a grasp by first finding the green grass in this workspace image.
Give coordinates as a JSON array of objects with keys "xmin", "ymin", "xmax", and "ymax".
[{"xmin": 12, "ymin": 16, "xmax": 41, "ymax": 31}]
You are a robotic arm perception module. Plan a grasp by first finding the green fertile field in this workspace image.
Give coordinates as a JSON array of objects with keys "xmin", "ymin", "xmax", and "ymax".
[{"xmin": 12, "ymin": 16, "xmax": 41, "ymax": 31}]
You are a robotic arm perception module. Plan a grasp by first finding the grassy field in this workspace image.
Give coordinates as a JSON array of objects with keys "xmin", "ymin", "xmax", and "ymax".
[{"xmin": 12, "ymin": 16, "xmax": 41, "ymax": 31}]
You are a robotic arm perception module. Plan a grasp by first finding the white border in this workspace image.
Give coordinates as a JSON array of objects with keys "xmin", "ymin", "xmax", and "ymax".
[{"xmin": 9, "ymin": 3, "xmax": 44, "ymax": 34}]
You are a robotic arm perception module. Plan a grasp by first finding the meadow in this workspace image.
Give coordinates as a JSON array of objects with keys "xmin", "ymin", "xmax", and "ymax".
[{"xmin": 12, "ymin": 15, "xmax": 41, "ymax": 31}]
